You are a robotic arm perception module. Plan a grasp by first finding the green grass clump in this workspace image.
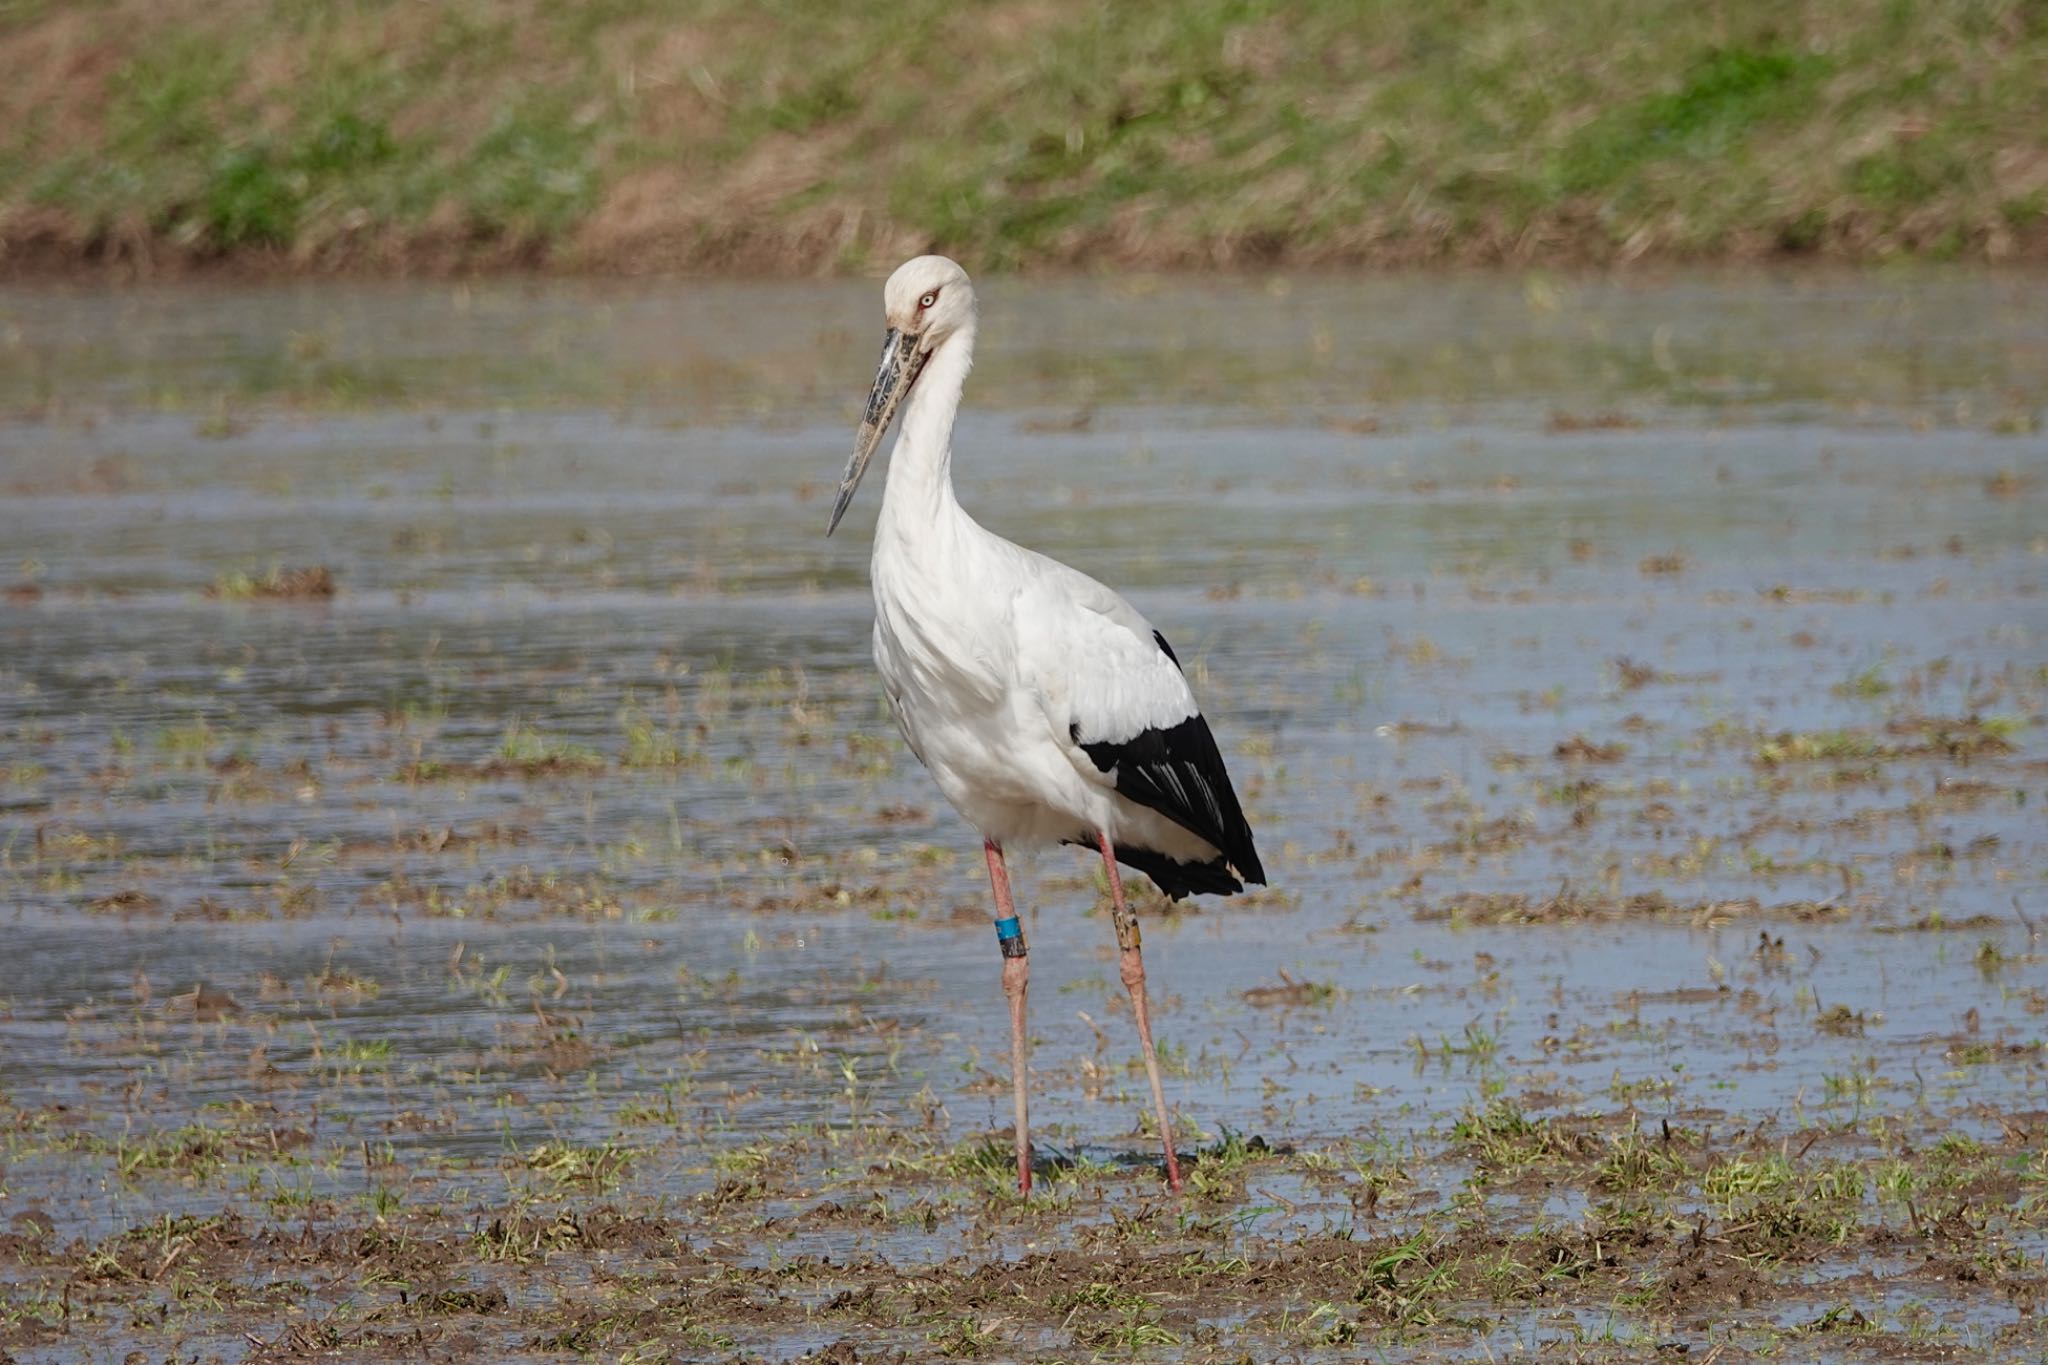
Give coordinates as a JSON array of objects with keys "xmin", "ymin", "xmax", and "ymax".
[
  {"xmin": 333, "ymin": 1038, "xmax": 394, "ymax": 1066},
  {"xmin": 1752, "ymin": 729, "xmax": 1883, "ymax": 764},
  {"xmin": 1450, "ymin": 1100, "xmax": 1571, "ymax": 1172},
  {"xmin": 523, "ymin": 1140, "xmax": 634, "ymax": 1191},
  {"xmin": 1832, "ymin": 667, "xmax": 1892, "ymax": 700},
  {"xmin": 1356, "ymin": 1231, "xmax": 1457, "ymax": 1327},
  {"xmin": 1702, "ymin": 1153, "xmax": 1795, "ymax": 1207},
  {"xmin": 204, "ymin": 565, "xmax": 335, "ymax": 600},
  {"xmin": 1594, "ymin": 1125, "xmax": 1690, "ymax": 1194},
  {"xmin": 495, "ymin": 722, "xmax": 606, "ymax": 775},
  {"xmin": 619, "ymin": 705, "xmax": 701, "ymax": 769}
]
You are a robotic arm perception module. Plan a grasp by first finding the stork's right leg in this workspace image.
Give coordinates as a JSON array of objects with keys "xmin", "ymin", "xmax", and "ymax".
[{"xmin": 985, "ymin": 839, "xmax": 1031, "ymax": 1195}]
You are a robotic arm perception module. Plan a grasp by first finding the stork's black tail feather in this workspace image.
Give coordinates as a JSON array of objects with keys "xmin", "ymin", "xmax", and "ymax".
[
  {"xmin": 1062, "ymin": 839, "xmax": 1255, "ymax": 901},
  {"xmin": 1111, "ymin": 844, "xmax": 1245, "ymax": 901},
  {"xmin": 1074, "ymin": 709, "xmax": 1266, "ymax": 889}
]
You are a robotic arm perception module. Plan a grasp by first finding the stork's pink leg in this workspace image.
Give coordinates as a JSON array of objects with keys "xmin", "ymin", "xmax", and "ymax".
[
  {"xmin": 985, "ymin": 839, "xmax": 1031, "ymax": 1195},
  {"xmin": 1096, "ymin": 830, "xmax": 1183, "ymax": 1192}
]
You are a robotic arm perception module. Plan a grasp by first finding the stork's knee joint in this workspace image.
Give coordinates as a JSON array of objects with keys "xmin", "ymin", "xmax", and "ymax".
[{"xmin": 1119, "ymin": 949, "xmax": 1146, "ymax": 990}]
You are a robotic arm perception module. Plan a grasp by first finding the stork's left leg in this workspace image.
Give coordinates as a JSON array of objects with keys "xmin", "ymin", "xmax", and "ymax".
[{"xmin": 1095, "ymin": 830, "xmax": 1183, "ymax": 1192}]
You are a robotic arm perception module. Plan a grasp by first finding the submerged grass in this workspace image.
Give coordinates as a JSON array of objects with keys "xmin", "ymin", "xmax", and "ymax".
[{"xmin": 2, "ymin": 0, "xmax": 2043, "ymax": 273}]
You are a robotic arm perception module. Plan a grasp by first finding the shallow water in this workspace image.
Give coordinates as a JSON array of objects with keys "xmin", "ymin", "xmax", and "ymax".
[{"xmin": 1, "ymin": 270, "xmax": 2044, "ymax": 1360}]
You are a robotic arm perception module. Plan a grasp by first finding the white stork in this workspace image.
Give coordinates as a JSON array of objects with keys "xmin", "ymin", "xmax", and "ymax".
[{"xmin": 826, "ymin": 256, "xmax": 1266, "ymax": 1194}]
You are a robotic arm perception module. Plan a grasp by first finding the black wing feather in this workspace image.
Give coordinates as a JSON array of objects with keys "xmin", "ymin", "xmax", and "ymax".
[{"xmin": 1076, "ymin": 694, "xmax": 1265, "ymax": 889}]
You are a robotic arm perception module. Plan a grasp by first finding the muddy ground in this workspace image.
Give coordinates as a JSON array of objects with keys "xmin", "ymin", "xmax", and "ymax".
[{"xmin": 0, "ymin": 270, "xmax": 2043, "ymax": 1361}]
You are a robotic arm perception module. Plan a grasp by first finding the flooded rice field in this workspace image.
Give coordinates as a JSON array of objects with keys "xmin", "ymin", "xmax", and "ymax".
[{"xmin": 1, "ymin": 270, "xmax": 2044, "ymax": 1362}]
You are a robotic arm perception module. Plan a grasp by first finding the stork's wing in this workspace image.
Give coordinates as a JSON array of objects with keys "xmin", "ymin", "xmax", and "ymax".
[{"xmin": 1012, "ymin": 562, "xmax": 1264, "ymax": 884}]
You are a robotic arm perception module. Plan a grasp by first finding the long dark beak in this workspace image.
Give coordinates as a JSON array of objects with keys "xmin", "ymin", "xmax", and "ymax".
[{"xmin": 828, "ymin": 328, "xmax": 925, "ymax": 536}]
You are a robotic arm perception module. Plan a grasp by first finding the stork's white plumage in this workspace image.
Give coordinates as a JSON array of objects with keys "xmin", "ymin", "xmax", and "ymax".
[{"xmin": 828, "ymin": 256, "xmax": 1265, "ymax": 1194}]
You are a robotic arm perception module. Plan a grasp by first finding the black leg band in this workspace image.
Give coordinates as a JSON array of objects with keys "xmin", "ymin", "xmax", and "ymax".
[{"xmin": 995, "ymin": 914, "xmax": 1028, "ymax": 958}]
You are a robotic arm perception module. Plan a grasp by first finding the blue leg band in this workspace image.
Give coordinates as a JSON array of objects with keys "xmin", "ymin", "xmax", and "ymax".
[{"xmin": 995, "ymin": 916, "xmax": 1027, "ymax": 958}]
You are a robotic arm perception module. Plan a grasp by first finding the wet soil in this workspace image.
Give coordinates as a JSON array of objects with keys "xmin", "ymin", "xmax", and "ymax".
[{"xmin": 0, "ymin": 271, "xmax": 2044, "ymax": 1361}]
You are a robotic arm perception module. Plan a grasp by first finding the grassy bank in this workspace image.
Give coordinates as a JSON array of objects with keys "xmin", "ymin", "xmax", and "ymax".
[{"xmin": 2, "ymin": 0, "xmax": 2045, "ymax": 276}]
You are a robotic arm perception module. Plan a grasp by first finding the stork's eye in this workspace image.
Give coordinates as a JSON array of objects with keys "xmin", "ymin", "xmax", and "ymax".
[{"xmin": 918, "ymin": 291, "xmax": 939, "ymax": 310}]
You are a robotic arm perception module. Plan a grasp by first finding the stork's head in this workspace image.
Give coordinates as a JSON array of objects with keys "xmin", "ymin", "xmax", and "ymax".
[
  {"xmin": 881, "ymin": 254, "xmax": 975, "ymax": 346},
  {"xmin": 827, "ymin": 256, "xmax": 976, "ymax": 536}
]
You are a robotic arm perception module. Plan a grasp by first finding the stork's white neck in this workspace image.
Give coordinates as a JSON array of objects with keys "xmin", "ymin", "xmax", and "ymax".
[{"xmin": 880, "ymin": 320, "xmax": 976, "ymax": 529}]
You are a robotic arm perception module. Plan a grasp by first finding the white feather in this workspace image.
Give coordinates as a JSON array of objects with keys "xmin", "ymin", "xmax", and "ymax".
[{"xmin": 859, "ymin": 261, "xmax": 1220, "ymax": 866}]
